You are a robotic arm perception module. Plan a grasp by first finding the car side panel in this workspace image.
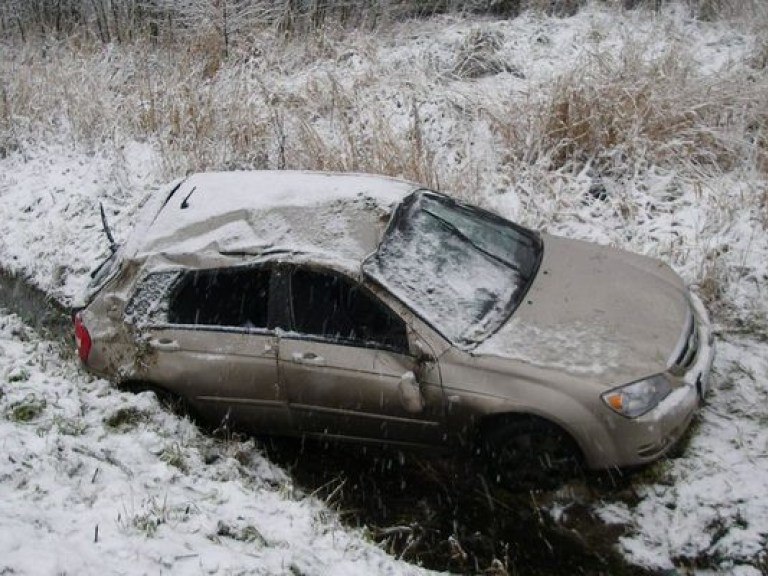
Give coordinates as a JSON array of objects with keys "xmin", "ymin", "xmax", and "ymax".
[
  {"xmin": 278, "ymin": 337, "xmax": 444, "ymax": 445},
  {"xmin": 139, "ymin": 327, "xmax": 291, "ymax": 433},
  {"xmin": 437, "ymin": 349, "xmax": 620, "ymax": 467}
]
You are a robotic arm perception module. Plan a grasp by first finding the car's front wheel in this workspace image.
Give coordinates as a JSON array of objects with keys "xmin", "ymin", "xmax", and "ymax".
[{"xmin": 481, "ymin": 416, "xmax": 583, "ymax": 491}]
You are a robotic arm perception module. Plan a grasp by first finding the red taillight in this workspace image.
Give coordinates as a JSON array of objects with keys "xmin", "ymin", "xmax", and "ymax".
[{"xmin": 73, "ymin": 312, "xmax": 92, "ymax": 362}]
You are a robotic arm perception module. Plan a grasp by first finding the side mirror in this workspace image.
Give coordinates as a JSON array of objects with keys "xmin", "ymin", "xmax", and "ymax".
[{"xmin": 398, "ymin": 371, "xmax": 425, "ymax": 414}]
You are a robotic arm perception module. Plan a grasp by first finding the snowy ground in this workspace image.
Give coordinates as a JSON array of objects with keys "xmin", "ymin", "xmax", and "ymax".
[
  {"xmin": 2, "ymin": 1, "xmax": 768, "ymax": 574},
  {"xmin": 0, "ymin": 312, "xmax": 427, "ymax": 575},
  {"xmin": 598, "ymin": 336, "xmax": 768, "ymax": 573}
]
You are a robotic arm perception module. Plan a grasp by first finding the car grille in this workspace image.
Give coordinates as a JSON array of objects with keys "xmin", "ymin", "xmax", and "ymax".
[{"xmin": 670, "ymin": 313, "xmax": 699, "ymax": 374}]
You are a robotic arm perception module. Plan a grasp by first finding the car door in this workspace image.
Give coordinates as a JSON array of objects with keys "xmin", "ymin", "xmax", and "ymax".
[
  {"xmin": 276, "ymin": 265, "xmax": 444, "ymax": 446},
  {"xmin": 130, "ymin": 265, "xmax": 290, "ymax": 434}
]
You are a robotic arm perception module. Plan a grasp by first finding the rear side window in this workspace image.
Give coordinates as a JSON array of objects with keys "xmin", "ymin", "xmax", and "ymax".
[
  {"xmin": 169, "ymin": 267, "xmax": 271, "ymax": 329},
  {"xmin": 289, "ymin": 268, "xmax": 408, "ymax": 352},
  {"xmin": 125, "ymin": 271, "xmax": 182, "ymax": 326}
]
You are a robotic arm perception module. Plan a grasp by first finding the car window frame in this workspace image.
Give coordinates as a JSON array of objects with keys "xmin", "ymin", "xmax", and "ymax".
[
  {"xmin": 127, "ymin": 263, "xmax": 280, "ymax": 336},
  {"xmin": 362, "ymin": 189, "xmax": 544, "ymax": 350},
  {"xmin": 280, "ymin": 264, "xmax": 411, "ymax": 355}
]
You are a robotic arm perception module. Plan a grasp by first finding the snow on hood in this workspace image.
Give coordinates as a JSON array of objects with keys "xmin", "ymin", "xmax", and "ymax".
[{"xmin": 475, "ymin": 234, "xmax": 691, "ymax": 386}]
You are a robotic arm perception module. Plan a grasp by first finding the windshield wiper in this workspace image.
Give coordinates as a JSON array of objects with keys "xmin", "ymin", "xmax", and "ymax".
[
  {"xmin": 422, "ymin": 208, "xmax": 522, "ymax": 274},
  {"xmin": 99, "ymin": 202, "xmax": 118, "ymax": 253}
]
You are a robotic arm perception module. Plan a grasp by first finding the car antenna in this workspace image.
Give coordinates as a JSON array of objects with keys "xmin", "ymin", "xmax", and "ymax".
[{"xmin": 99, "ymin": 202, "xmax": 118, "ymax": 253}]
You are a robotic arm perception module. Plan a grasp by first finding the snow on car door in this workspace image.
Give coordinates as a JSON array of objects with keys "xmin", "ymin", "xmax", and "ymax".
[{"xmin": 277, "ymin": 267, "xmax": 443, "ymax": 445}]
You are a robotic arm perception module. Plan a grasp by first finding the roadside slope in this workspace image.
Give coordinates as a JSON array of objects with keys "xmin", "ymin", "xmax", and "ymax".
[{"xmin": 0, "ymin": 311, "xmax": 428, "ymax": 575}]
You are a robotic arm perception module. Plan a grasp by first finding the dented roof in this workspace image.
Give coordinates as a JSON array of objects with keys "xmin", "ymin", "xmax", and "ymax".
[{"xmin": 125, "ymin": 171, "xmax": 418, "ymax": 270}]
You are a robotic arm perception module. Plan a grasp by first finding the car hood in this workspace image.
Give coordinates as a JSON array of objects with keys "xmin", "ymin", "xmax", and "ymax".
[{"xmin": 473, "ymin": 234, "xmax": 690, "ymax": 387}]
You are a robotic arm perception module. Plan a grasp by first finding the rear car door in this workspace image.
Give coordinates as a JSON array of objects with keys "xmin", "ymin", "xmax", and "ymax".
[
  {"xmin": 276, "ymin": 266, "xmax": 444, "ymax": 446},
  {"xmin": 127, "ymin": 265, "xmax": 290, "ymax": 433}
]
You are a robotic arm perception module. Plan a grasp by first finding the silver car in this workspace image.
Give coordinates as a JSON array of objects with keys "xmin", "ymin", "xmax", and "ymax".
[{"xmin": 75, "ymin": 171, "xmax": 715, "ymax": 482}]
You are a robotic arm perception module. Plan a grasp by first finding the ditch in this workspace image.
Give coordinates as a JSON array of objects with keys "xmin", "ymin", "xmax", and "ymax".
[{"xmin": 0, "ymin": 266, "xmax": 653, "ymax": 575}]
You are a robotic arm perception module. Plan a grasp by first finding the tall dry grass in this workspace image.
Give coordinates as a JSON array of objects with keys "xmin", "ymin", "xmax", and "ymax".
[
  {"xmin": 486, "ymin": 43, "xmax": 768, "ymax": 179},
  {"xmin": 2, "ymin": 1, "xmax": 768, "ymax": 326},
  {"xmin": 3, "ymin": 0, "xmax": 765, "ymax": 48},
  {"xmin": 0, "ymin": 29, "xmax": 448, "ymax": 183},
  {"xmin": 3, "ymin": 3, "xmax": 766, "ymax": 178}
]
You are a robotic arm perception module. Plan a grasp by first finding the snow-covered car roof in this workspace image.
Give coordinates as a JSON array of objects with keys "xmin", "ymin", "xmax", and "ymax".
[{"xmin": 125, "ymin": 171, "xmax": 418, "ymax": 271}]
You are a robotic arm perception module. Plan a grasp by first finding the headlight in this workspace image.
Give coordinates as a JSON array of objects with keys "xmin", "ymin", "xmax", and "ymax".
[{"xmin": 601, "ymin": 375, "xmax": 672, "ymax": 418}]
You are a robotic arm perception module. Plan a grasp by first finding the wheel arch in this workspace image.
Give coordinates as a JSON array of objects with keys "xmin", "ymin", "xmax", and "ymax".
[{"xmin": 475, "ymin": 410, "xmax": 589, "ymax": 466}]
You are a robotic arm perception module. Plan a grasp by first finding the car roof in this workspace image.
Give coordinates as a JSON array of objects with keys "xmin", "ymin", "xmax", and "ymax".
[{"xmin": 127, "ymin": 171, "xmax": 419, "ymax": 273}]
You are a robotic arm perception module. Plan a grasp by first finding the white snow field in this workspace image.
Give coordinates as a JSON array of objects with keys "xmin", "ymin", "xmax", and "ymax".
[{"xmin": 1, "ymin": 1, "xmax": 767, "ymax": 573}]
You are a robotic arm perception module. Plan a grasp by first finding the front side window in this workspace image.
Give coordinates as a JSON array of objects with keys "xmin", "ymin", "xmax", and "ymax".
[
  {"xmin": 362, "ymin": 191, "xmax": 542, "ymax": 347},
  {"xmin": 289, "ymin": 268, "xmax": 408, "ymax": 352},
  {"xmin": 168, "ymin": 267, "xmax": 271, "ymax": 329}
]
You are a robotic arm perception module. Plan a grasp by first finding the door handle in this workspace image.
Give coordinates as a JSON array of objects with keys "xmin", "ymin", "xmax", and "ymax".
[
  {"xmin": 291, "ymin": 351, "xmax": 325, "ymax": 366},
  {"xmin": 148, "ymin": 337, "xmax": 180, "ymax": 351}
]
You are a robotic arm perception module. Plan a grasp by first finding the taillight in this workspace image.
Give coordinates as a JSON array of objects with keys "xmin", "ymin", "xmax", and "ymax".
[{"xmin": 73, "ymin": 312, "xmax": 92, "ymax": 362}]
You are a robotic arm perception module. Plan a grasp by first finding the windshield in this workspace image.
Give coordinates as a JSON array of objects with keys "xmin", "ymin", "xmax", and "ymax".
[{"xmin": 362, "ymin": 191, "xmax": 542, "ymax": 347}]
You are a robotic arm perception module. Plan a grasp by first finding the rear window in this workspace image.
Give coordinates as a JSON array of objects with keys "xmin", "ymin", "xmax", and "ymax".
[{"xmin": 85, "ymin": 249, "xmax": 122, "ymax": 298}]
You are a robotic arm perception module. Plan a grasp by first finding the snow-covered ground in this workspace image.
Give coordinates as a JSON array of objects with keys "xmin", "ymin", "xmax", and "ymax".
[
  {"xmin": 0, "ymin": 311, "xmax": 427, "ymax": 575},
  {"xmin": 599, "ymin": 336, "xmax": 768, "ymax": 573},
  {"xmin": 1, "ymin": 1, "xmax": 768, "ymax": 573}
]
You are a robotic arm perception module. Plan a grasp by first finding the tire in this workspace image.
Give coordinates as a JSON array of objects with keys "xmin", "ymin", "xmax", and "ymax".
[{"xmin": 481, "ymin": 416, "xmax": 583, "ymax": 491}]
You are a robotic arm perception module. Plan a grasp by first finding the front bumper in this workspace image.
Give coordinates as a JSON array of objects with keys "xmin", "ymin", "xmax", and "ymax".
[
  {"xmin": 588, "ymin": 292, "xmax": 716, "ymax": 468},
  {"xmin": 685, "ymin": 292, "xmax": 716, "ymax": 399}
]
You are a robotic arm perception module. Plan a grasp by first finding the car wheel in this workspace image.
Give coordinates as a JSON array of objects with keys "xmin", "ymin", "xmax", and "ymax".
[{"xmin": 481, "ymin": 417, "xmax": 583, "ymax": 491}]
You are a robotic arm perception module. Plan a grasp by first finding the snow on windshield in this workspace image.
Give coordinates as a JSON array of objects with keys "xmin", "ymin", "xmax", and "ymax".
[{"xmin": 364, "ymin": 193, "xmax": 530, "ymax": 346}]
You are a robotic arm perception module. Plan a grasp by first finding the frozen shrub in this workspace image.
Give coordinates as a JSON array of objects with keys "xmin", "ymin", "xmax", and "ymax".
[
  {"xmin": 525, "ymin": 0, "xmax": 583, "ymax": 17},
  {"xmin": 532, "ymin": 47, "xmax": 765, "ymax": 176},
  {"xmin": 750, "ymin": 41, "xmax": 768, "ymax": 70},
  {"xmin": 452, "ymin": 27, "xmax": 521, "ymax": 79},
  {"xmin": 104, "ymin": 406, "xmax": 150, "ymax": 430}
]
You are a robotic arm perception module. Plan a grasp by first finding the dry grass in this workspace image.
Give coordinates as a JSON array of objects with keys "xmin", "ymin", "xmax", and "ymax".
[
  {"xmin": 0, "ymin": 39, "xmax": 275, "ymax": 173},
  {"xmin": 3, "ymin": 6, "xmax": 766, "ymax": 181},
  {"xmin": 0, "ymin": 30, "xmax": 446, "ymax": 182},
  {"xmin": 485, "ymin": 41, "xmax": 768, "ymax": 179},
  {"xmin": 3, "ymin": 0, "xmax": 764, "ymax": 49},
  {"xmin": 2, "ymin": 1, "xmax": 768, "ymax": 326}
]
